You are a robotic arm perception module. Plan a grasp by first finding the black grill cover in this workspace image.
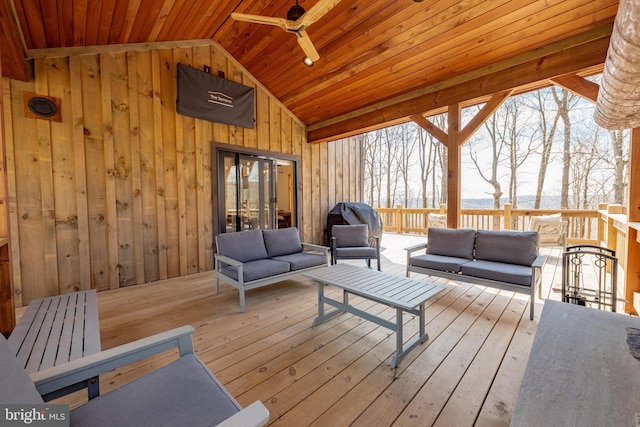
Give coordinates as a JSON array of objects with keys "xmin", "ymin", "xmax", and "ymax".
[{"xmin": 326, "ymin": 202, "xmax": 383, "ymax": 245}]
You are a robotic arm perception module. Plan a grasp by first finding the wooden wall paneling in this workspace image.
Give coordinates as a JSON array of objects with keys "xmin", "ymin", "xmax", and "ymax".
[
  {"xmin": 10, "ymin": 77, "xmax": 44, "ymax": 303},
  {"xmin": 2, "ymin": 77, "xmax": 21, "ymax": 306},
  {"xmin": 193, "ymin": 45, "xmax": 213, "ymax": 272},
  {"xmin": 281, "ymin": 114, "xmax": 292, "ymax": 155},
  {"xmin": 126, "ymin": 52, "xmax": 146, "ymax": 285},
  {"xmin": 242, "ymin": 73, "xmax": 257, "ymax": 150},
  {"xmin": 173, "ymin": 47, "xmax": 191, "ymax": 276},
  {"xmin": 211, "ymin": 46, "xmax": 230, "ymax": 145},
  {"xmin": 177, "ymin": 49, "xmax": 199, "ymax": 275},
  {"xmin": 256, "ymin": 87, "xmax": 270, "ymax": 151},
  {"xmin": 270, "ymin": 98, "xmax": 282, "ymax": 153},
  {"xmin": 158, "ymin": 48, "xmax": 179, "ymax": 278},
  {"xmin": 135, "ymin": 50, "xmax": 160, "ymax": 282},
  {"xmin": 311, "ymin": 143, "xmax": 321, "ymax": 243},
  {"xmin": 343, "ymin": 139, "xmax": 351, "ymax": 202},
  {"xmin": 302, "ymin": 139, "xmax": 312, "ymax": 243},
  {"xmin": 68, "ymin": 58, "xmax": 91, "ymax": 292},
  {"xmin": 151, "ymin": 50, "xmax": 167, "ymax": 280},
  {"xmin": 47, "ymin": 57, "xmax": 80, "ymax": 294},
  {"xmin": 93, "ymin": 54, "xmax": 117, "ymax": 291},
  {"xmin": 334, "ymin": 139, "xmax": 343, "ymax": 203},
  {"xmin": 327, "ymin": 140, "xmax": 336, "ymax": 213},
  {"xmin": 34, "ymin": 59, "xmax": 59, "ymax": 298},
  {"xmin": 320, "ymin": 142, "xmax": 328, "ymax": 236},
  {"xmin": 109, "ymin": 52, "xmax": 136, "ymax": 287}
]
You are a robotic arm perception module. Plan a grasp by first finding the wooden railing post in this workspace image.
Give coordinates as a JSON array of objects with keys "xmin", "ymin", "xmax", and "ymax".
[
  {"xmin": 606, "ymin": 204, "xmax": 626, "ymax": 253},
  {"xmin": 438, "ymin": 204, "xmax": 446, "ymax": 214},
  {"xmin": 504, "ymin": 203, "xmax": 512, "ymax": 230},
  {"xmin": 597, "ymin": 203, "xmax": 608, "ymax": 245},
  {"xmin": 395, "ymin": 204, "xmax": 402, "ymax": 234}
]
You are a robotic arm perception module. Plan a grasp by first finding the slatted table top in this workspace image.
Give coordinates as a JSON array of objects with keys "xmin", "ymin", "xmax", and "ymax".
[
  {"xmin": 304, "ymin": 264, "xmax": 444, "ymax": 311},
  {"xmin": 8, "ymin": 290, "xmax": 101, "ymax": 374}
]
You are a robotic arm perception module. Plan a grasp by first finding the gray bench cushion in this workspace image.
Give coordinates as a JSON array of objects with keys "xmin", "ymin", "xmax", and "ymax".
[
  {"xmin": 216, "ymin": 229, "xmax": 268, "ymax": 263},
  {"xmin": 475, "ymin": 230, "xmax": 538, "ymax": 266},
  {"xmin": 409, "ymin": 254, "xmax": 471, "ymax": 273},
  {"xmin": 427, "ymin": 228, "xmax": 475, "ymax": 260},
  {"xmin": 71, "ymin": 354, "xmax": 241, "ymax": 427},
  {"xmin": 461, "ymin": 260, "xmax": 532, "ymax": 286},
  {"xmin": 0, "ymin": 334, "xmax": 44, "ymax": 404},
  {"xmin": 220, "ymin": 259, "xmax": 290, "ymax": 282},
  {"xmin": 272, "ymin": 253, "xmax": 327, "ymax": 271},
  {"xmin": 263, "ymin": 227, "xmax": 303, "ymax": 258},
  {"xmin": 332, "ymin": 224, "xmax": 369, "ymax": 247}
]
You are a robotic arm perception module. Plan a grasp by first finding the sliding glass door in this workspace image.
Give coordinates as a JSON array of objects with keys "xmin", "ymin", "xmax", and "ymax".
[{"xmin": 219, "ymin": 151, "xmax": 277, "ymax": 232}]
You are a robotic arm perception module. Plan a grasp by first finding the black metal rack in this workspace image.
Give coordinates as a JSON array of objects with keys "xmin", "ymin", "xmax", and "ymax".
[{"xmin": 562, "ymin": 245, "xmax": 618, "ymax": 312}]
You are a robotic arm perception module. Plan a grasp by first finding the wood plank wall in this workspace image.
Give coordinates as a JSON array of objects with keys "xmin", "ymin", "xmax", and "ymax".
[{"xmin": 1, "ymin": 41, "xmax": 361, "ymax": 306}]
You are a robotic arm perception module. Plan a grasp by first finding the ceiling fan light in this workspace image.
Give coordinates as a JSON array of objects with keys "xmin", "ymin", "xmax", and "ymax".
[
  {"xmin": 303, "ymin": 57, "xmax": 314, "ymax": 67},
  {"xmin": 287, "ymin": 4, "xmax": 306, "ymax": 20}
]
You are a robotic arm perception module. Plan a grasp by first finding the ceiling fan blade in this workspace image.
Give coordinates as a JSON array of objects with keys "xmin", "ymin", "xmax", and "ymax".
[
  {"xmin": 298, "ymin": 0, "xmax": 342, "ymax": 27},
  {"xmin": 230, "ymin": 13, "xmax": 290, "ymax": 32},
  {"xmin": 296, "ymin": 29, "xmax": 320, "ymax": 62}
]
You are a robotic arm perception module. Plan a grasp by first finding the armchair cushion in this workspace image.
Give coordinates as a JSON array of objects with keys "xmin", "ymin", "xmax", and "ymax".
[
  {"xmin": 332, "ymin": 224, "xmax": 369, "ymax": 247},
  {"xmin": 334, "ymin": 247, "xmax": 378, "ymax": 258},
  {"xmin": 216, "ymin": 229, "xmax": 268, "ymax": 263},
  {"xmin": 426, "ymin": 228, "xmax": 475, "ymax": 260},
  {"xmin": 71, "ymin": 354, "xmax": 241, "ymax": 427},
  {"xmin": 263, "ymin": 227, "xmax": 303, "ymax": 258}
]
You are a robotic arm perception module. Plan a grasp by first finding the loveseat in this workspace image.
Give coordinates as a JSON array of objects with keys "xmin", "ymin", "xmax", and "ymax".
[
  {"xmin": 215, "ymin": 227, "xmax": 330, "ymax": 312},
  {"xmin": 405, "ymin": 228, "xmax": 546, "ymax": 320}
]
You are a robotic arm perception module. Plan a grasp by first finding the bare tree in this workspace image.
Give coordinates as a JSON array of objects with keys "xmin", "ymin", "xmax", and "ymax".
[
  {"xmin": 608, "ymin": 129, "xmax": 629, "ymax": 204},
  {"xmin": 526, "ymin": 88, "xmax": 561, "ymax": 209},
  {"xmin": 552, "ymin": 87, "xmax": 579, "ymax": 209},
  {"xmin": 468, "ymin": 106, "xmax": 505, "ymax": 208}
]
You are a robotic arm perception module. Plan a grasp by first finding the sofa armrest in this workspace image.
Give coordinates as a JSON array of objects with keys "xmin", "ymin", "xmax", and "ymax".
[
  {"xmin": 31, "ymin": 326, "xmax": 195, "ymax": 400},
  {"xmin": 405, "ymin": 242, "xmax": 428, "ymax": 255},
  {"xmin": 215, "ymin": 401, "xmax": 270, "ymax": 427},
  {"xmin": 532, "ymin": 254, "xmax": 547, "ymax": 269},
  {"xmin": 302, "ymin": 242, "xmax": 331, "ymax": 265},
  {"xmin": 215, "ymin": 254, "xmax": 243, "ymax": 268}
]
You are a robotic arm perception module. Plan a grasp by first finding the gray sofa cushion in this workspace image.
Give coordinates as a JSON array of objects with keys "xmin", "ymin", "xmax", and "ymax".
[
  {"xmin": 334, "ymin": 247, "xmax": 377, "ymax": 258},
  {"xmin": 272, "ymin": 252, "xmax": 327, "ymax": 270},
  {"xmin": 0, "ymin": 334, "xmax": 44, "ymax": 404},
  {"xmin": 427, "ymin": 228, "xmax": 475, "ymax": 260},
  {"xmin": 263, "ymin": 227, "xmax": 303, "ymax": 258},
  {"xmin": 71, "ymin": 354, "xmax": 241, "ymax": 427},
  {"xmin": 220, "ymin": 258, "xmax": 290, "ymax": 282},
  {"xmin": 332, "ymin": 224, "xmax": 369, "ymax": 247},
  {"xmin": 474, "ymin": 230, "xmax": 538, "ymax": 266},
  {"xmin": 409, "ymin": 254, "xmax": 471, "ymax": 273},
  {"xmin": 216, "ymin": 229, "xmax": 268, "ymax": 263},
  {"xmin": 461, "ymin": 260, "xmax": 533, "ymax": 286}
]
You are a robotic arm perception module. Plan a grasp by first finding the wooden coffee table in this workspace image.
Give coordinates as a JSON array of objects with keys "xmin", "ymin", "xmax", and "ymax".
[{"xmin": 304, "ymin": 263, "xmax": 445, "ymax": 368}]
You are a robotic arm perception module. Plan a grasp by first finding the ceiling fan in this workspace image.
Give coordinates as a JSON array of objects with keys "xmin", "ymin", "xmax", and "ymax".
[{"xmin": 231, "ymin": 0, "xmax": 342, "ymax": 66}]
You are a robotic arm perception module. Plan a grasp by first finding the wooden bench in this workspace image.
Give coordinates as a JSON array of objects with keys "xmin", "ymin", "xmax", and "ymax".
[{"xmin": 8, "ymin": 290, "xmax": 101, "ymax": 400}]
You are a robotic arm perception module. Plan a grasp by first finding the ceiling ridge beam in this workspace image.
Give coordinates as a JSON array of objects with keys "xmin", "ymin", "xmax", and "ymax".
[{"xmin": 308, "ymin": 24, "xmax": 612, "ymax": 136}]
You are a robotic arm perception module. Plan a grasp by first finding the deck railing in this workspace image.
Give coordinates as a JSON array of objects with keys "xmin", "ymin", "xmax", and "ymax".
[{"xmin": 375, "ymin": 203, "xmax": 628, "ymax": 248}]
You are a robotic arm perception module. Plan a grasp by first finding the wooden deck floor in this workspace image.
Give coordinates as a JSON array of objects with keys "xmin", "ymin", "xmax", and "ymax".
[{"xmin": 46, "ymin": 234, "xmax": 591, "ymax": 426}]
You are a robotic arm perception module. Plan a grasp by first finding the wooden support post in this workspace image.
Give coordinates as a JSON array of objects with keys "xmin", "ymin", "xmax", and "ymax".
[
  {"xmin": 447, "ymin": 104, "xmax": 461, "ymax": 229},
  {"xmin": 625, "ymin": 128, "xmax": 640, "ymax": 314},
  {"xmin": 504, "ymin": 203, "xmax": 512, "ymax": 230},
  {"xmin": 395, "ymin": 204, "xmax": 402, "ymax": 234}
]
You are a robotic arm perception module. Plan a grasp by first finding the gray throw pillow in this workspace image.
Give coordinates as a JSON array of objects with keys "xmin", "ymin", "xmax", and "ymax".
[{"xmin": 426, "ymin": 228, "xmax": 475, "ymax": 260}]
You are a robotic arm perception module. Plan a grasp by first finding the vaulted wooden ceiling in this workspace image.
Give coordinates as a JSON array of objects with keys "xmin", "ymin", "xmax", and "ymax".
[{"xmin": 0, "ymin": 0, "xmax": 620, "ymax": 142}]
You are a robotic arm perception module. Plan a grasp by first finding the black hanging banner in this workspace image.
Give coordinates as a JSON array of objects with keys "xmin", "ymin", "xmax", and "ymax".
[{"xmin": 176, "ymin": 63, "xmax": 255, "ymax": 128}]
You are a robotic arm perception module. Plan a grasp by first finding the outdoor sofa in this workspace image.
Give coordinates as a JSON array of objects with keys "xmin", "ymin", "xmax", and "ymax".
[
  {"xmin": 215, "ymin": 227, "xmax": 330, "ymax": 312},
  {"xmin": 406, "ymin": 228, "xmax": 546, "ymax": 320}
]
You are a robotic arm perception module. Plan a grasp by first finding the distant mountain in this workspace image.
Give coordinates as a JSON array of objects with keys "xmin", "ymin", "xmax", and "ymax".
[{"xmin": 461, "ymin": 195, "xmax": 562, "ymax": 209}]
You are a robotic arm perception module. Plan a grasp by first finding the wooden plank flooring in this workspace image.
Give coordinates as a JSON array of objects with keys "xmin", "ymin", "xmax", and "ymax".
[{"xmin": 32, "ymin": 233, "xmax": 616, "ymax": 426}]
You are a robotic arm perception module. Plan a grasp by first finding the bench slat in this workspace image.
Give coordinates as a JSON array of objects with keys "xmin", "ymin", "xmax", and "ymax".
[
  {"xmin": 70, "ymin": 292, "xmax": 86, "ymax": 362},
  {"xmin": 41, "ymin": 295, "xmax": 71, "ymax": 370},
  {"xmin": 25, "ymin": 297, "xmax": 62, "ymax": 373},
  {"xmin": 84, "ymin": 290, "xmax": 101, "ymax": 353}
]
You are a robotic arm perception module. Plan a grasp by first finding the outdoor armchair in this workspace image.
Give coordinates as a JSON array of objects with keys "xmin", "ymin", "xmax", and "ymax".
[
  {"xmin": 1, "ymin": 325, "xmax": 269, "ymax": 427},
  {"xmin": 330, "ymin": 224, "xmax": 381, "ymax": 271},
  {"xmin": 529, "ymin": 214, "xmax": 568, "ymax": 249}
]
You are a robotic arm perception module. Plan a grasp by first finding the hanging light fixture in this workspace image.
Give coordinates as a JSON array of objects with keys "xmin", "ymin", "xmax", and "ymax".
[{"xmin": 302, "ymin": 56, "xmax": 314, "ymax": 67}]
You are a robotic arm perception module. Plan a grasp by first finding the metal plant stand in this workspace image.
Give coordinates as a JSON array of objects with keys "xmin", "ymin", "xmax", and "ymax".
[{"xmin": 562, "ymin": 245, "xmax": 618, "ymax": 312}]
